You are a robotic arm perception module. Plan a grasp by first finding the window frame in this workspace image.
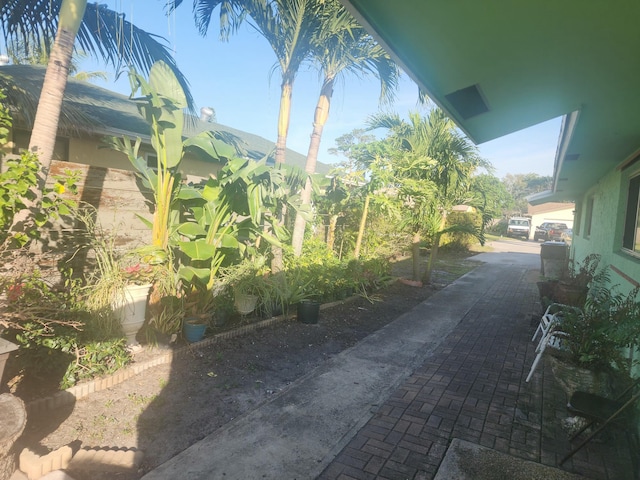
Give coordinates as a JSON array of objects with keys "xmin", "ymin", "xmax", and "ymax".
[{"xmin": 622, "ymin": 174, "xmax": 640, "ymax": 255}]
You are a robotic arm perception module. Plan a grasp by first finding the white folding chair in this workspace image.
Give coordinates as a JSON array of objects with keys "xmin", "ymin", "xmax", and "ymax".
[
  {"xmin": 531, "ymin": 303, "xmax": 581, "ymax": 350},
  {"xmin": 526, "ymin": 328, "xmax": 569, "ymax": 383},
  {"xmin": 531, "ymin": 307, "xmax": 558, "ymax": 343}
]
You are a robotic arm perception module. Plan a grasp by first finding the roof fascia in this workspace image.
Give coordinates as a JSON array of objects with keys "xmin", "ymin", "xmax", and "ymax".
[{"xmin": 552, "ymin": 109, "xmax": 580, "ymax": 192}]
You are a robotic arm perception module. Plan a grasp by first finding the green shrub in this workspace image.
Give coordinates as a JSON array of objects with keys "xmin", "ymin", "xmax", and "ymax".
[
  {"xmin": 2, "ymin": 269, "xmax": 131, "ymax": 390},
  {"xmin": 440, "ymin": 211, "xmax": 482, "ymax": 251}
]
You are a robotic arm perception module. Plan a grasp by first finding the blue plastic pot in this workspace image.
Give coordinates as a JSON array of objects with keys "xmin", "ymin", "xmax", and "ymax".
[{"xmin": 183, "ymin": 319, "xmax": 207, "ymax": 343}]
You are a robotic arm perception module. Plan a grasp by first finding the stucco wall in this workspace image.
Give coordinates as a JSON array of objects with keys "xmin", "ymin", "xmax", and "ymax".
[
  {"xmin": 68, "ymin": 136, "xmax": 222, "ymax": 180},
  {"xmin": 572, "ymin": 165, "xmax": 640, "ymax": 295}
]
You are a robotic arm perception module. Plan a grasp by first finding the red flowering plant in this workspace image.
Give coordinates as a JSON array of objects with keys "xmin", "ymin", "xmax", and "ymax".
[{"xmin": 121, "ymin": 262, "xmax": 155, "ymax": 285}]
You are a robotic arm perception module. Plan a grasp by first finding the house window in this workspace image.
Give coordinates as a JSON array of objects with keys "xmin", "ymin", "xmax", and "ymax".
[
  {"xmin": 573, "ymin": 201, "xmax": 582, "ymax": 236},
  {"xmin": 623, "ymin": 175, "xmax": 640, "ymax": 252},
  {"xmin": 584, "ymin": 196, "xmax": 594, "ymax": 238},
  {"xmin": 145, "ymin": 153, "xmax": 158, "ymax": 170}
]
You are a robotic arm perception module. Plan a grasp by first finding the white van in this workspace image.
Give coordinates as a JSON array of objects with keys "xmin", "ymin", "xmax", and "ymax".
[{"xmin": 506, "ymin": 217, "xmax": 531, "ymax": 239}]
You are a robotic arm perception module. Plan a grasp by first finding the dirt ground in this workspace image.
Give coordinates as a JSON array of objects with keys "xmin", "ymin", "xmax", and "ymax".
[{"xmin": 17, "ymin": 254, "xmax": 482, "ymax": 479}]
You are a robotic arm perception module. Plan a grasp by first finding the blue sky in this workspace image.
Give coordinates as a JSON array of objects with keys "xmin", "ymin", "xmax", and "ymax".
[{"xmin": 81, "ymin": 2, "xmax": 560, "ymax": 179}]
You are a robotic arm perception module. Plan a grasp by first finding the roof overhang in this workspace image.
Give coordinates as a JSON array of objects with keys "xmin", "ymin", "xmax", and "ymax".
[{"xmin": 340, "ymin": 0, "xmax": 640, "ymax": 201}]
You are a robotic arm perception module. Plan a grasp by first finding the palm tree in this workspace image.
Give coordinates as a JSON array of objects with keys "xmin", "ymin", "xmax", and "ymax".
[
  {"xmin": 369, "ymin": 109, "xmax": 484, "ymax": 282},
  {"xmin": 290, "ymin": 3, "xmax": 399, "ymax": 256},
  {"xmin": 180, "ymin": 0, "xmax": 322, "ymax": 165},
  {"xmin": 1, "ymin": 0, "xmax": 193, "ymax": 232},
  {"xmin": 182, "ymin": 0, "xmax": 324, "ymax": 270}
]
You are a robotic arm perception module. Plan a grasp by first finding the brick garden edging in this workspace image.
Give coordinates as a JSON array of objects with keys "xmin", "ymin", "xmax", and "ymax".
[{"xmin": 25, "ymin": 297, "xmax": 354, "ymax": 415}]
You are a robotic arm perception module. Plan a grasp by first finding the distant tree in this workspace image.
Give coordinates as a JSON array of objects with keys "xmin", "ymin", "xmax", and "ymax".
[
  {"xmin": 7, "ymin": 36, "xmax": 108, "ymax": 82},
  {"xmin": 471, "ymin": 173, "xmax": 514, "ymax": 220},
  {"xmin": 502, "ymin": 173, "xmax": 552, "ymax": 214},
  {"xmin": 290, "ymin": 2, "xmax": 399, "ymax": 256},
  {"xmin": 369, "ymin": 109, "xmax": 485, "ymax": 282}
]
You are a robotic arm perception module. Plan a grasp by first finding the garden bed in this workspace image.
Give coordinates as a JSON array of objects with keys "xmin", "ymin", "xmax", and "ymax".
[{"xmin": 15, "ymin": 254, "xmax": 481, "ymax": 479}]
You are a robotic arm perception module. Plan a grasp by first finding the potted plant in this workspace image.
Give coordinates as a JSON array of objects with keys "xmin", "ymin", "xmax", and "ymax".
[
  {"xmin": 116, "ymin": 260, "xmax": 156, "ymax": 346},
  {"xmin": 554, "ymin": 254, "xmax": 604, "ymax": 307},
  {"xmin": 222, "ymin": 259, "xmax": 268, "ymax": 316},
  {"xmin": 211, "ymin": 285, "xmax": 235, "ymax": 327},
  {"xmin": 181, "ymin": 285, "xmax": 216, "ymax": 343},
  {"xmin": 548, "ymin": 284, "xmax": 640, "ymax": 397}
]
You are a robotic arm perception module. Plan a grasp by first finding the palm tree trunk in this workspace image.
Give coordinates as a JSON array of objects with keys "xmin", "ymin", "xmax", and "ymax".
[
  {"xmin": 423, "ymin": 212, "xmax": 446, "ymax": 284},
  {"xmin": 271, "ymin": 80, "xmax": 294, "ymax": 272},
  {"xmin": 10, "ymin": 0, "xmax": 87, "ymax": 233},
  {"xmin": 275, "ymin": 80, "xmax": 293, "ymax": 165},
  {"xmin": 423, "ymin": 232, "xmax": 441, "ymax": 284},
  {"xmin": 326, "ymin": 214, "xmax": 339, "ymax": 251},
  {"xmin": 291, "ymin": 77, "xmax": 333, "ymax": 256},
  {"xmin": 354, "ymin": 193, "xmax": 370, "ymax": 259},
  {"xmin": 411, "ymin": 230, "xmax": 421, "ymax": 281}
]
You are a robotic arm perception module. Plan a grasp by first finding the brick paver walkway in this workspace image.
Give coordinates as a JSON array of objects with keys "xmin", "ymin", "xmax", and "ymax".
[{"xmin": 319, "ymin": 265, "xmax": 635, "ymax": 480}]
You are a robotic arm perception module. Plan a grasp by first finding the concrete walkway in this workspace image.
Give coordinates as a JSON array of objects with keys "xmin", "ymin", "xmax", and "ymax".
[{"xmin": 143, "ymin": 251, "xmax": 635, "ymax": 480}]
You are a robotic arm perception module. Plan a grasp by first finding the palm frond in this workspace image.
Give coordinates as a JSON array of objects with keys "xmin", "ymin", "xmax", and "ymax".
[{"xmin": 0, "ymin": 0, "xmax": 195, "ymax": 112}]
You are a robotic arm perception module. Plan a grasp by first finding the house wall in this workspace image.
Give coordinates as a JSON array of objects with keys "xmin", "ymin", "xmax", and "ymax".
[
  {"xmin": 571, "ymin": 165, "xmax": 640, "ymax": 296},
  {"xmin": 528, "ymin": 204, "xmax": 575, "ymax": 240},
  {"xmin": 49, "ymin": 159, "xmax": 153, "ymax": 249},
  {"xmin": 68, "ymin": 136, "xmax": 223, "ymax": 181},
  {"xmin": 3, "ymin": 128, "xmax": 223, "ymax": 182}
]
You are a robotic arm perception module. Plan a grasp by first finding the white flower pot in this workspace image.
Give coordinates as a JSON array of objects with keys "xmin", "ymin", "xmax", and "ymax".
[
  {"xmin": 113, "ymin": 283, "xmax": 152, "ymax": 345},
  {"xmin": 234, "ymin": 293, "xmax": 258, "ymax": 315}
]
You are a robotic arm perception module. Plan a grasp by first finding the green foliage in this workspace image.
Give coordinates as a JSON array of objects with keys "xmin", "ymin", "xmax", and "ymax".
[
  {"xmin": 285, "ymin": 240, "xmax": 391, "ymax": 303},
  {"xmin": 2, "ymin": 268, "xmax": 130, "ymax": 390},
  {"xmin": 0, "ymin": 152, "xmax": 79, "ymax": 248},
  {"xmin": 470, "ymin": 173, "xmax": 513, "ymax": 219},
  {"xmin": 561, "ymin": 285, "xmax": 640, "ymax": 371},
  {"xmin": 14, "ymin": 321, "xmax": 131, "ymax": 389},
  {"xmin": 0, "ymin": 88, "xmax": 11, "ymax": 145},
  {"xmin": 502, "ymin": 173, "xmax": 552, "ymax": 214},
  {"xmin": 441, "ymin": 211, "xmax": 483, "ymax": 251}
]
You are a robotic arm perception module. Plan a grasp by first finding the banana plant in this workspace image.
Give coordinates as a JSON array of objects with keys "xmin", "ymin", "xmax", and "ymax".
[
  {"xmin": 106, "ymin": 61, "xmax": 235, "ymax": 262},
  {"xmin": 176, "ymin": 183, "xmax": 240, "ymax": 290},
  {"xmin": 216, "ymin": 156, "xmax": 312, "ymax": 259}
]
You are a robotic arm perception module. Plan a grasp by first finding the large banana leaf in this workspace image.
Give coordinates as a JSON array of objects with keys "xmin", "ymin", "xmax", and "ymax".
[
  {"xmin": 184, "ymin": 132, "xmax": 237, "ymax": 161},
  {"xmin": 177, "ymin": 239, "xmax": 217, "ymax": 260}
]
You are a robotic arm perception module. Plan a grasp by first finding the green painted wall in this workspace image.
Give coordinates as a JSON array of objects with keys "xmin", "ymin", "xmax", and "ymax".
[{"xmin": 572, "ymin": 164, "xmax": 640, "ymax": 295}]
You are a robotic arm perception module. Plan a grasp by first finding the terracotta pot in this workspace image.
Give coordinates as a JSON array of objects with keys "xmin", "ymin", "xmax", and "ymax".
[
  {"xmin": 554, "ymin": 282, "xmax": 588, "ymax": 307},
  {"xmin": 536, "ymin": 280, "xmax": 558, "ymax": 304}
]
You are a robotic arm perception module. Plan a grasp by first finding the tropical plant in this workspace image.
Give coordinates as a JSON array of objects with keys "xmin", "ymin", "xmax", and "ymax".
[
  {"xmin": 560, "ymin": 285, "xmax": 640, "ymax": 371},
  {"xmin": 367, "ymin": 108, "xmax": 486, "ymax": 282},
  {"xmin": 6, "ymin": 35, "xmax": 108, "ymax": 82},
  {"xmin": 106, "ymin": 61, "xmax": 236, "ymax": 257},
  {"xmin": 180, "ymin": 0, "xmax": 327, "ymax": 271},
  {"xmin": 0, "ymin": 152, "xmax": 79, "ymax": 250},
  {"xmin": 290, "ymin": 1, "xmax": 399, "ymax": 256}
]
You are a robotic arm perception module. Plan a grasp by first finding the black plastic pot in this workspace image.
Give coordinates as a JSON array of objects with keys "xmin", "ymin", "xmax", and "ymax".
[{"xmin": 297, "ymin": 300, "xmax": 320, "ymax": 324}]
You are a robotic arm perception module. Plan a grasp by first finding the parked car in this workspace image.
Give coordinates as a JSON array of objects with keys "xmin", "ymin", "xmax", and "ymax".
[
  {"xmin": 506, "ymin": 217, "xmax": 531, "ymax": 239},
  {"xmin": 534, "ymin": 222, "xmax": 569, "ymax": 241}
]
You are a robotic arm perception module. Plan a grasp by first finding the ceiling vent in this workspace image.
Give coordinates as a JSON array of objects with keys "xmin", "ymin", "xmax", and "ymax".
[
  {"xmin": 444, "ymin": 84, "xmax": 489, "ymax": 120},
  {"xmin": 564, "ymin": 153, "xmax": 580, "ymax": 161}
]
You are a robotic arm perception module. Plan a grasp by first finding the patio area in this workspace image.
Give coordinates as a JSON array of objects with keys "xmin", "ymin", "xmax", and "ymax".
[{"xmin": 318, "ymin": 259, "xmax": 637, "ymax": 480}]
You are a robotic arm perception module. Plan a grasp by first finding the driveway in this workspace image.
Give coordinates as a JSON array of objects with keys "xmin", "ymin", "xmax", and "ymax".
[{"xmin": 473, "ymin": 237, "xmax": 542, "ymax": 269}]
